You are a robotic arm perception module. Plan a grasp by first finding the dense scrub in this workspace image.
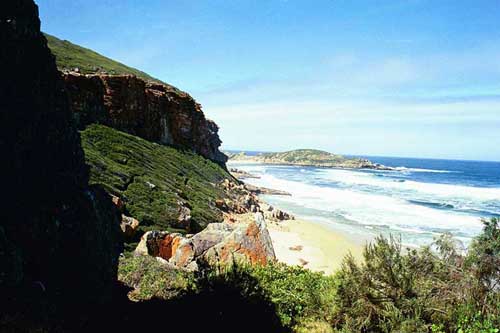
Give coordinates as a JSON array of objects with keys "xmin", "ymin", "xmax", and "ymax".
[
  {"xmin": 118, "ymin": 255, "xmax": 337, "ymax": 332},
  {"xmin": 333, "ymin": 218, "xmax": 500, "ymax": 333},
  {"xmin": 118, "ymin": 218, "xmax": 499, "ymax": 333},
  {"xmin": 4, "ymin": 218, "xmax": 498, "ymax": 332},
  {"xmin": 81, "ymin": 125, "xmax": 231, "ymax": 246}
]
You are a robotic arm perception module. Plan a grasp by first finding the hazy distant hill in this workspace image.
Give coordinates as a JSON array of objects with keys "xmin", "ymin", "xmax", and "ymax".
[{"xmin": 228, "ymin": 149, "xmax": 392, "ymax": 170}]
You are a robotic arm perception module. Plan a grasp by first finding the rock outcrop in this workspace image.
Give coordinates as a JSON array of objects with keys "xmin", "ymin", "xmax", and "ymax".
[
  {"xmin": 135, "ymin": 213, "xmax": 276, "ymax": 269},
  {"xmin": 219, "ymin": 179, "xmax": 294, "ymax": 220},
  {"xmin": 0, "ymin": 0, "xmax": 122, "ymax": 303},
  {"xmin": 63, "ymin": 73, "xmax": 227, "ymax": 166}
]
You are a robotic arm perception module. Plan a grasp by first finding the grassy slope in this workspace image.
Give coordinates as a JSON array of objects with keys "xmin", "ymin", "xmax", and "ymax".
[
  {"xmin": 45, "ymin": 33, "xmax": 228, "ymax": 247},
  {"xmin": 81, "ymin": 125, "xmax": 230, "ymax": 249},
  {"xmin": 45, "ymin": 33, "xmax": 179, "ymax": 90}
]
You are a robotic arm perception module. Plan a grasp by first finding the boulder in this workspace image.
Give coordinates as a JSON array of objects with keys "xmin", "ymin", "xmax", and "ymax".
[
  {"xmin": 135, "ymin": 231, "xmax": 196, "ymax": 269},
  {"xmin": 135, "ymin": 213, "xmax": 276, "ymax": 269},
  {"xmin": 120, "ymin": 215, "xmax": 140, "ymax": 238},
  {"xmin": 111, "ymin": 194, "xmax": 125, "ymax": 212},
  {"xmin": 176, "ymin": 204, "xmax": 192, "ymax": 230},
  {"xmin": 191, "ymin": 223, "xmax": 233, "ymax": 257},
  {"xmin": 203, "ymin": 213, "xmax": 276, "ymax": 266}
]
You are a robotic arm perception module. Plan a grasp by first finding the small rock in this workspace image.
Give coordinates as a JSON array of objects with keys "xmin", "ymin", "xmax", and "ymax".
[
  {"xmin": 289, "ymin": 245, "xmax": 303, "ymax": 251},
  {"xmin": 299, "ymin": 258, "xmax": 309, "ymax": 266},
  {"xmin": 120, "ymin": 215, "xmax": 139, "ymax": 238},
  {"xmin": 110, "ymin": 194, "xmax": 124, "ymax": 212}
]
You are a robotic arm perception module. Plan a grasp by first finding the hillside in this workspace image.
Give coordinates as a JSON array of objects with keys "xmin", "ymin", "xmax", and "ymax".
[
  {"xmin": 45, "ymin": 33, "xmax": 179, "ymax": 91},
  {"xmin": 228, "ymin": 149, "xmax": 391, "ymax": 170},
  {"xmin": 81, "ymin": 124, "xmax": 231, "ymax": 250}
]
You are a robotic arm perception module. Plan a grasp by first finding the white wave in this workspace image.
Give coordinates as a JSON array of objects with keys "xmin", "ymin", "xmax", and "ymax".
[
  {"xmin": 320, "ymin": 168, "xmax": 500, "ymax": 201},
  {"xmin": 244, "ymin": 172, "xmax": 484, "ymax": 242},
  {"xmin": 394, "ymin": 167, "xmax": 456, "ymax": 173}
]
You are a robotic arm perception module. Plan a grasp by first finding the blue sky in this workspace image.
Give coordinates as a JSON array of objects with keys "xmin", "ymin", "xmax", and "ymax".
[{"xmin": 37, "ymin": 0, "xmax": 500, "ymax": 161}]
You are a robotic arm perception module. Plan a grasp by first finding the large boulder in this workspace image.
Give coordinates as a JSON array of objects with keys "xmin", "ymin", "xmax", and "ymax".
[
  {"xmin": 203, "ymin": 213, "xmax": 275, "ymax": 266},
  {"xmin": 135, "ymin": 231, "xmax": 196, "ymax": 270},
  {"xmin": 135, "ymin": 213, "xmax": 276, "ymax": 269}
]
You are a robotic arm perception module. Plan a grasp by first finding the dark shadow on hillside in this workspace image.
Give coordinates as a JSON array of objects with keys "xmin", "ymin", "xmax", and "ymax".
[{"xmin": 1, "ymin": 273, "xmax": 287, "ymax": 333}]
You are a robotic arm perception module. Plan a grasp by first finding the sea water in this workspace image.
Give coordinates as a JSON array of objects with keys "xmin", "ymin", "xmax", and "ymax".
[{"xmin": 229, "ymin": 155, "xmax": 500, "ymax": 248}]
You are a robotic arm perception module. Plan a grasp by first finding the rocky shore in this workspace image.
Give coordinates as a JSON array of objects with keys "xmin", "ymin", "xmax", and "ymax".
[{"xmin": 126, "ymin": 176, "xmax": 296, "ymax": 273}]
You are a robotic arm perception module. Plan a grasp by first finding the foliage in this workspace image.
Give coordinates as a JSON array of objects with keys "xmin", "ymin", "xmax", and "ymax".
[
  {"xmin": 118, "ymin": 254, "xmax": 196, "ymax": 301},
  {"xmin": 331, "ymin": 219, "xmax": 500, "ymax": 333},
  {"xmin": 193, "ymin": 262, "xmax": 336, "ymax": 330},
  {"xmin": 81, "ymin": 125, "xmax": 231, "ymax": 243}
]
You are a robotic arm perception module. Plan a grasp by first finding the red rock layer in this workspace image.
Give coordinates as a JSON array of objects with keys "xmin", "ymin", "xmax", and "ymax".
[{"xmin": 63, "ymin": 73, "xmax": 227, "ymax": 166}]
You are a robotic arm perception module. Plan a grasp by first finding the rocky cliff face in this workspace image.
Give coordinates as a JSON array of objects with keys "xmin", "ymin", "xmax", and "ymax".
[
  {"xmin": 64, "ymin": 73, "xmax": 227, "ymax": 166},
  {"xmin": 0, "ymin": 0, "xmax": 121, "ymax": 303}
]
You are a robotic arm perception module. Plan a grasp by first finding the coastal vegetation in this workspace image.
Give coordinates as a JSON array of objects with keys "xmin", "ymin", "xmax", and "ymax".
[
  {"xmin": 3, "ymin": 5, "xmax": 498, "ymax": 332},
  {"xmin": 227, "ymin": 149, "xmax": 390, "ymax": 169},
  {"xmin": 81, "ymin": 124, "xmax": 231, "ymax": 250},
  {"xmin": 36, "ymin": 29, "xmax": 500, "ymax": 333},
  {"xmin": 117, "ymin": 218, "xmax": 500, "ymax": 332}
]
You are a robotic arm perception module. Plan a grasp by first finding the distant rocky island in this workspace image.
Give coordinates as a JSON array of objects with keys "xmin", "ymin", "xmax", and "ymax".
[{"xmin": 227, "ymin": 149, "xmax": 394, "ymax": 170}]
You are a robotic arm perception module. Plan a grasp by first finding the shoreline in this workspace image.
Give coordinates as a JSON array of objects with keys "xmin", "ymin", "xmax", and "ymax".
[{"xmin": 267, "ymin": 218, "xmax": 365, "ymax": 275}]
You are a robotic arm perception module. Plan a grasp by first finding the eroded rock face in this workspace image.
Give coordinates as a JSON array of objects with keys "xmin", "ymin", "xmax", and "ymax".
[
  {"xmin": 135, "ymin": 231, "xmax": 196, "ymax": 270},
  {"xmin": 135, "ymin": 213, "xmax": 275, "ymax": 269},
  {"xmin": 0, "ymin": 0, "xmax": 122, "ymax": 303},
  {"xmin": 203, "ymin": 213, "xmax": 276, "ymax": 266},
  {"xmin": 63, "ymin": 73, "xmax": 227, "ymax": 166}
]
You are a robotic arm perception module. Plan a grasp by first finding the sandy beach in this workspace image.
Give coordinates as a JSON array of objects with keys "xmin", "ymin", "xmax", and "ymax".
[{"xmin": 267, "ymin": 219, "xmax": 365, "ymax": 275}]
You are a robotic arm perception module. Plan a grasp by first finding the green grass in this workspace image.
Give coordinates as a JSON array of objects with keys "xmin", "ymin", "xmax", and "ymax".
[
  {"xmin": 80, "ymin": 125, "xmax": 231, "ymax": 246},
  {"xmin": 45, "ymin": 33, "xmax": 179, "ymax": 91}
]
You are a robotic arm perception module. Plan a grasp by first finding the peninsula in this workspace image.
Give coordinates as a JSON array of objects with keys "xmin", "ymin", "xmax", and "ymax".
[{"xmin": 227, "ymin": 149, "xmax": 393, "ymax": 170}]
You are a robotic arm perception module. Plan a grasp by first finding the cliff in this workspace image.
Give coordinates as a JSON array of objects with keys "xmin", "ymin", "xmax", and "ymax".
[
  {"xmin": 45, "ymin": 33, "xmax": 226, "ymax": 166},
  {"xmin": 64, "ymin": 73, "xmax": 227, "ymax": 166},
  {"xmin": 0, "ymin": 0, "xmax": 122, "ymax": 304}
]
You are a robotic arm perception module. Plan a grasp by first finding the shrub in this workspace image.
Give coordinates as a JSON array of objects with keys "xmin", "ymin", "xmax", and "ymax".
[
  {"xmin": 118, "ymin": 254, "xmax": 196, "ymax": 301},
  {"xmin": 331, "ymin": 219, "xmax": 500, "ymax": 333}
]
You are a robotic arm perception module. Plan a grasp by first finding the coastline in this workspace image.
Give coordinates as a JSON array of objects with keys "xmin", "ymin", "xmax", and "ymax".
[
  {"xmin": 227, "ymin": 164, "xmax": 366, "ymax": 275},
  {"xmin": 267, "ymin": 218, "xmax": 364, "ymax": 275}
]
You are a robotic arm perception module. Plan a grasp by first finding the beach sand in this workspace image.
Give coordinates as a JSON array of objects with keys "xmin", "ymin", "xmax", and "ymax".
[{"xmin": 268, "ymin": 219, "xmax": 365, "ymax": 275}]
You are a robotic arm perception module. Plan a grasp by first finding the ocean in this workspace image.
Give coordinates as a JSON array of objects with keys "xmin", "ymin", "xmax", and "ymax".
[{"xmin": 228, "ymin": 155, "xmax": 500, "ymax": 248}]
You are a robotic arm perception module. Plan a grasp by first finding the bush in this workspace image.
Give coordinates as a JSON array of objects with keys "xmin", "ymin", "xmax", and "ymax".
[
  {"xmin": 118, "ymin": 254, "xmax": 196, "ymax": 301},
  {"xmin": 198, "ymin": 262, "xmax": 337, "ymax": 329},
  {"xmin": 331, "ymin": 219, "xmax": 500, "ymax": 333}
]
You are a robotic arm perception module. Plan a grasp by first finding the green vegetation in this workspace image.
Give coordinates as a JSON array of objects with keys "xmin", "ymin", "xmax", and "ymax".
[
  {"xmin": 265, "ymin": 149, "xmax": 346, "ymax": 163},
  {"xmin": 332, "ymin": 219, "xmax": 500, "ymax": 333},
  {"xmin": 228, "ymin": 148, "xmax": 378, "ymax": 168},
  {"xmin": 118, "ymin": 218, "xmax": 500, "ymax": 332},
  {"xmin": 118, "ymin": 255, "xmax": 196, "ymax": 301},
  {"xmin": 81, "ymin": 125, "xmax": 231, "ymax": 248},
  {"xmin": 45, "ymin": 33, "xmax": 178, "ymax": 90},
  {"xmin": 118, "ymin": 256, "xmax": 336, "ymax": 332}
]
